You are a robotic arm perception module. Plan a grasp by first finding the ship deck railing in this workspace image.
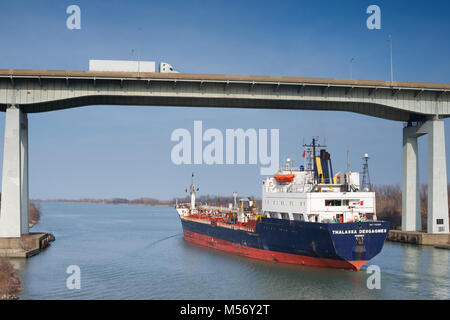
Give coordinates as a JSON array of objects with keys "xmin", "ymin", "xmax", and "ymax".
[{"xmin": 181, "ymin": 215, "xmax": 259, "ymax": 232}]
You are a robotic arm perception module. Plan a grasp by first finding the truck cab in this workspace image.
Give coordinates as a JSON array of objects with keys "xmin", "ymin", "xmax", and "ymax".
[{"xmin": 159, "ymin": 62, "xmax": 178, "ymax": 73}]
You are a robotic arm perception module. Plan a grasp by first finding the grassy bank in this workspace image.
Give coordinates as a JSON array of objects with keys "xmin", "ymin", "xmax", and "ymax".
[{"xmin": 0, "ymin": 258, "xmax": 22, "ymax": 300}]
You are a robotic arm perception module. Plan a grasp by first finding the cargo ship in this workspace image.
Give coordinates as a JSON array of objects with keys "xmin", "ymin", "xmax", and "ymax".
[{"xmin": 175, "ymin": 140, "xmax": 389, "ymax": 271}]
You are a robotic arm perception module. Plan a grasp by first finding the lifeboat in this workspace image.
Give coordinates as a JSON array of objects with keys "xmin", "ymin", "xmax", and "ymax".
[{"xmin": 274, "ymin": 173, "xmax": 295, "ymax": 183}]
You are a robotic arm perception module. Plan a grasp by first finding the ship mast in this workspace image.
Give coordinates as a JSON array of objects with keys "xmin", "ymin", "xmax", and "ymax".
[
  {"xmin": 303, "ymin": 137, "xmax": 325, "ymax": 183},
  {"xmin": 190, "ymin": 173, "xmax": 196, "ymax": 210}
]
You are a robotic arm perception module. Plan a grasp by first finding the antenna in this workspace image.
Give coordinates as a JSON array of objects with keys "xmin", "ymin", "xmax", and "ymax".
[
  {"xmin": 387, "ymin": 35, "xmax": 393, "ymax": 82},
  {"xmin": 138, "ymin": 27, "xmax": 142, "ymax": 76},
  {"xmin": 347, "ymin": 149, "xmax": 350, "ymax": 172},
  {"xmin": 350, "ymin": 57, "xmax": 355, "ymax": 79}
]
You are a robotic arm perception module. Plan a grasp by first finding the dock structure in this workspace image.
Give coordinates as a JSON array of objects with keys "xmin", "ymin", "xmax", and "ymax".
[
  {"xmin": 0, "ymin": 232, "xmax": 54, "ymax": 258},
  {"xmin": 0, "ymin": 70, "xmax": 449, "ymax": 239},
  {"xmin": 387, "ymin": 230, "xmax": 449, "ymax": 246}
]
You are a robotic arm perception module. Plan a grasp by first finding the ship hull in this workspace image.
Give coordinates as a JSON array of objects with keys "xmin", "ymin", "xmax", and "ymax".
[{"xmin": 180, "ymin": 217, "xmax": 389, "ymax": 271}]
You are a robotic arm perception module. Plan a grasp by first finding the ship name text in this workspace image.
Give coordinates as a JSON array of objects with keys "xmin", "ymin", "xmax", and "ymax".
[{"xmin": 332, "ymin": 229, "xmax": 387, "ymax": 235}]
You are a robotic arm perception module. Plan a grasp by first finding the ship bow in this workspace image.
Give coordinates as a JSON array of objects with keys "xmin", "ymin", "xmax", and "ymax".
[{"xmin": 328, "ymin": 221, "xmax": 390, "ymax": 270}]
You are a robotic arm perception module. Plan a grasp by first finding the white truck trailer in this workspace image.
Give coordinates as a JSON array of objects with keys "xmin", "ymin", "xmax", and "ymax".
[{"xmin": 89, "ymin": 60, "xmax": 178, "ymax": 73}]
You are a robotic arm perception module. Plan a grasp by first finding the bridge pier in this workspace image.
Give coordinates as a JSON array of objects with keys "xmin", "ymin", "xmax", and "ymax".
[
  {"xmin": 0, "ymin": 105, "xmax": 29, "ymax": 238},
  {"xmin": 402, "ymin": 119, "xmax": 449, "ymax": 234},
  {"xmin": 402, "ymin": 125, "xmax": 421, "ymax": 231}
]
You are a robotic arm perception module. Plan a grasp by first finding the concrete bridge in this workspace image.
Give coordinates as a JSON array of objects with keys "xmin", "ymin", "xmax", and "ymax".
[{"xmin": 0, "ymin": 69, "xmax": 449, "ymax": 238}]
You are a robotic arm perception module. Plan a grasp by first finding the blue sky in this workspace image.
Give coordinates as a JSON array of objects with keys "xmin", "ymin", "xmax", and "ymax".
[{"xmin": 0, "ymin": 0, "xmax": 449, "ymax": 200}]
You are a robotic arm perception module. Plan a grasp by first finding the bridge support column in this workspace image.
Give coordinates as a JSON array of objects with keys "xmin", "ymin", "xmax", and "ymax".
[
  {"xmin": 0, "ymin": 106, "xmax": 29, "ymax": 238},
  {"xmin": 402, "ymin": 119, "xmax": 449, "ymax": 234},
  {"xmin": 402, "ymin": 125, "xmax": 421, "ymax": 231},
  {"xmin": 425, "ymin": 120, "xmax": 449, "ymax": 233}
]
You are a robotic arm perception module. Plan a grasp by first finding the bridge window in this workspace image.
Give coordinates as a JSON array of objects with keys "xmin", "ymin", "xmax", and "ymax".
[
  {"xmin": 325, "ymin": 200, "xmax": 341, "ymax": 206},
  {"xmin": 345, "ymin": 200, "xmax": 360, "ymax": 206}
]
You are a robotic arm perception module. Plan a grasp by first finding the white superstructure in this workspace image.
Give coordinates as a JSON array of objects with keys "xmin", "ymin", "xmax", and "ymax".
[{"xmin": 262, "ymin": 152, "xmax": 376, "ymax": 224}]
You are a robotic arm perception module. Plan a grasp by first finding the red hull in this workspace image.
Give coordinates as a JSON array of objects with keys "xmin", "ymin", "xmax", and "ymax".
[{"xmin": 184, "ymin": 230, "xmax": 368, "ymax": 271}]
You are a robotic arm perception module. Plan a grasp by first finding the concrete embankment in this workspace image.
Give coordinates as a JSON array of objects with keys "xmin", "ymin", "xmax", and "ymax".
[
  {"xmin": 387, "ymin": 230, "xmax": 450, "ymax": 247},
  {"xmin": 0, "ymin": 233, "xmax": 55, "ymax": 258}
]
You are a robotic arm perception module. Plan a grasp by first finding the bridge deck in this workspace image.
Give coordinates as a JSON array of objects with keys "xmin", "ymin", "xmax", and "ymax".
[
  {"xmin": 0, "ymin": 69, "xmax": 449, "ymax": 121},
  {"xmin": 0, "ymin": 69, "xmax": 449, "ymax": 91}
]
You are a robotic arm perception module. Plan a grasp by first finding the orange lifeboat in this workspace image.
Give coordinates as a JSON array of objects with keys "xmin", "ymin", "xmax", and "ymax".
[{"xmin": 273, "ymin": 173, "xmax": 295, "ymax": 183}]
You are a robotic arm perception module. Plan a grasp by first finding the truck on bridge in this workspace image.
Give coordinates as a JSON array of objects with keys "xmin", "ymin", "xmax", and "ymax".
[{"xmin": 89, "ymin": 59, "xmax": 178, "ymax": 73}]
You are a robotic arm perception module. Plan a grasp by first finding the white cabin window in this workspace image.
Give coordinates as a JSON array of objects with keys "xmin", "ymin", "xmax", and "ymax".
[
  {"xmin": 293, "ymin": 213, "xmax": 304, "ymax": 221},
  {"xmin": 280, "ymin": 212, "xmax": 289, "ymax": 220},
  {"xmin": 269, "ymin": 212, "xmax": 280, "ymax": 219}
]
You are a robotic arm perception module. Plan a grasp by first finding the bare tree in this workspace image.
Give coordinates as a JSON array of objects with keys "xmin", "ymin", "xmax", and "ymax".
[{"xmin": 29, "ymin": 202, "xmax": 41, "ymax": 227}]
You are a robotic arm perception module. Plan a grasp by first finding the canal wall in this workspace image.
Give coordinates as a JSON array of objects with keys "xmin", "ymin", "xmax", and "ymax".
[{"xmin": 387, "ymin": 230, "xmax": 450, "ymax": 247}]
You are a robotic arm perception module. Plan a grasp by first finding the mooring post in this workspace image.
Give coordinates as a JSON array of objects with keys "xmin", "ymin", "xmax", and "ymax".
[{"xmin": 0, "ymin": 105, "xmax": 29, "ymax": 238}]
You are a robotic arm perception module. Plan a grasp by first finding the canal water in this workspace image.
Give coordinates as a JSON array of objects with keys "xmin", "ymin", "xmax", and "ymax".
[{"xmin": 12, "ymin": 202, "xmax": 450, "ymax": 300}]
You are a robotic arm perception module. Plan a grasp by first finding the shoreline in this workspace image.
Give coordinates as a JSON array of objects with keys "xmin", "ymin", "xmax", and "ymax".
[{"xmin": 32, "ymin": 200, "xmax": 174, "ymax": 207}]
